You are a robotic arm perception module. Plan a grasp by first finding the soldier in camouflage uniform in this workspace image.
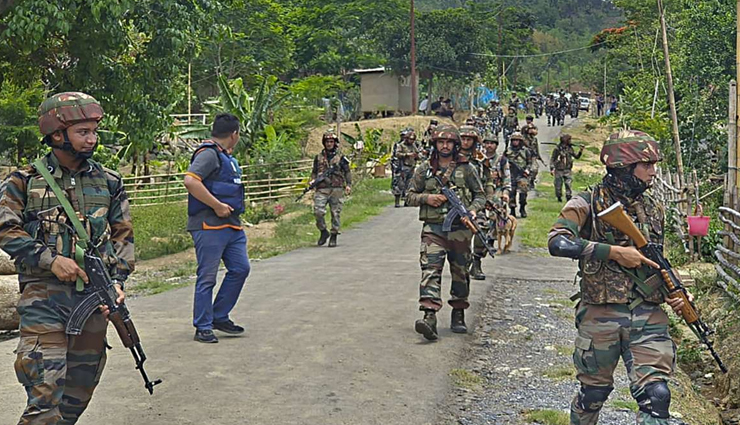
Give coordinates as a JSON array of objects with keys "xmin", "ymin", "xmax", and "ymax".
[
  {"xmin": 550, "ymin": 134, "xmax": 584, "ymax": 202},
  {"xmin": 406, "ymin": 124, "xmax": 485, "ymax": 340},
  {"xmin": 504, "ymin": 132, "xmax": 533, "ymax": 218},
  {"xmin": 458, "ymin": 126, "xmax": 489, "ymax": 280},
  {"xmin": 311, "ymin": 131, "xmax": 352, "ymax": 247},
  {"xmin": 471, "ymin": 133, "xmax": 511, "ymax": 279},
  {"xmin": 391, "ymin": 128, "xmax": 421, "ymax": 207},
  {"xmin": 548, "ymin": 130, "xmax": 693, "ymax": 425},
  {"xmin": 0, "ymin": 92, "xmax": 134, "ymax": 424},
  {"xmin": 546, "ymin": 95, "xmax": 558, "ymax": 126},
  {"xmin": 521, "ymin": 116, "xmax": 542, "ymax": 187},
  {"xmin": 502, "ymin": 106, "xmax": 519, "ymax": 149}
]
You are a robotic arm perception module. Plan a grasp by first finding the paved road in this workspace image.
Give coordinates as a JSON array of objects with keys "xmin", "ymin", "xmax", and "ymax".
[{"xmin": 0, "ymin": 115, "xmax": 574, "ymax": 425}]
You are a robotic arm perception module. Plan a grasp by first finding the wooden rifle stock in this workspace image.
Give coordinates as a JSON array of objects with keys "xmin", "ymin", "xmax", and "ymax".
[{"xmin": 596, "ymin": 202, "xmax": 648, "ymax": 248}]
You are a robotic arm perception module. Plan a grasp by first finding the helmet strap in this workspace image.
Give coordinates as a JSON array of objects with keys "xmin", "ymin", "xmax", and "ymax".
[{"xmin": 51, "ymin": 129, "xmax": 95, "ymax": 160}]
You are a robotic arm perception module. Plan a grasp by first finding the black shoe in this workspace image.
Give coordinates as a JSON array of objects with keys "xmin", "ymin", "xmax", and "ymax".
[
  {"xmin": 328, "ymin": 233, "xmax": 338, "ymax": 247},
  {"xmin": 557, "ymin": 196, "xmax": 562, "ymax": 203},
  {"xmin": 520, "ymin": 208, "xmax": 527, "ymax": 218},
  {"xmin": 451, "ymin": 309, "xmax": 467, "ymax": 334},
  {"xmin": 318, "ymin": 229, "xmax": 330, "ymax": 246},
  {"xmin": 194, "ymin": 329, "xmax": 219, "ymax": 343},
  {"xmin": 415, "ymin": 310, "xmax": 438, "ymax": 341},
  {"xmin": 566, "ymin": 195, "xmax": 572, "ymax": 201},
  {"xmin": 213, "ymin": 320, "xmax": 245, "ymax": 335}
]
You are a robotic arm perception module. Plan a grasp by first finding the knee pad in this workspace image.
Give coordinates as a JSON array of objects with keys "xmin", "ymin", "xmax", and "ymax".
[
  {"xmin": 636, "ymin": 381, "xmax": 670, "ymax": 419},
  {"xmin": 575, "ymin": 385, "xmax": 613, "ymax": 413}
]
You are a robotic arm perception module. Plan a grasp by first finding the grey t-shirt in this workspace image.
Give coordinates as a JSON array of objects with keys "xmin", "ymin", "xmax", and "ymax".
[{"xmin": 186, "ymin": 146, "xmax": 243, "ymax": 231}]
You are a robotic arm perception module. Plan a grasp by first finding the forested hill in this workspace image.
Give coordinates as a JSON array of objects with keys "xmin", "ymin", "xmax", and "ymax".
[{"xmin": 418, "ymin": 0, "xmax": 622, "ymax": 45}]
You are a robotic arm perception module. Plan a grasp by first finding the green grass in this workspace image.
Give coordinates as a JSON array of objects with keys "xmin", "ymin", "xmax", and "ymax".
[
  {"xmin": 130, "ymin": 278, "xmax": 188, "ymax": 295},
  {"xmin": 518, "ymin": 171, "xmax": 601, "ymax": 249},
  {"xmin": 610, "ymin": 400, "xmax": 638, "ymax": 412},
  {"xmin": 248, "ymin": 178, "xmax": 393, "ymax": 259},
  {"xmin": 131, "ymin": 203, "xmax": 191, "ymax": 260},
  {"xmin": 449, "ymin": 368, "xmax": 483, "ymax": 389},
  {"xmin": 554, "ymin": 344, "xmax": 572, "ymax": 357},
  {"xmin": 543, "ymin": 365, "xmax": 575, "ymax": 381},
  {"xmin": 524, "ymin": 409, "xmax": 569, "ymax": 425}
]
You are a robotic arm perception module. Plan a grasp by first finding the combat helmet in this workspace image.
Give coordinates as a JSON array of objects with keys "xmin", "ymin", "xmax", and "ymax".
[
  {"xmin": 401, "ymin": 127, "xmax": 416, "ymax": 141},
  {"xmin": 458, "ymin": 125, "xmax": 481, "ymax": 144},
  {"xmin": 38, "ymin": 92, "xmax": 104, "ymax": 136},
  {"xmin": 431, "ymin": 124, "xmax": 460, "ymax": 144},
  {"xmin": 600, "ymin": 129, "xmax": 662, "ymax": 168},
  {"xmin": 322, "ymin": 130, "xmax": 339, "ymax": 148},
  {"xmin": 482, "ymin": 132, "xmax": 499, "ymax": 145},
  {"xmin": 510, "ymin": 131, "xmax": 524, "ymax": 143}
]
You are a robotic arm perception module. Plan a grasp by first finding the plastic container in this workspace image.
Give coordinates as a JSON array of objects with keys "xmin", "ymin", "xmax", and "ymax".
[{"xmin": 687, "ymin": 204, "xmax": 710, "ymax": 237}]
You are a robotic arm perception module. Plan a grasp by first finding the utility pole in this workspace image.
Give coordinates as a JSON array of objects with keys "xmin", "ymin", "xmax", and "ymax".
[
  {"xmin": 568, "ymin": 62, "xmax": 571, "ymax": 92},
  {"xmin": 658, "ymin": 0, "xmax": 685, "ymax": 185},
  {"xmin": 735, "ymin": 0, "xmax": 740, "ymax": 193},
  {"xmin": 497, "ymin": 0, "xmax": 504, "ymax": 91},
  {"xmin": 410, "ymin": 0, "xmax": 418, "ymax": 114}
]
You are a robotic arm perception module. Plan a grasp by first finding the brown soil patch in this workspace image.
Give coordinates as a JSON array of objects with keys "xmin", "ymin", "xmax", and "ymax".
[
  {"xmin": 306, "ymin": 116, "xmax": 455, "ymax": 155},
  {"xmin": 566, "ymin": 117, "xmax": 614, "ymax": 175}
]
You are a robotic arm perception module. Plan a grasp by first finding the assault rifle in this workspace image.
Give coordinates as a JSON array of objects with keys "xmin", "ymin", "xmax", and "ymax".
[
  {"xmin": 66, "ymin": 251, "xmax": 164, "ymax": 393},
  {"xmin": 598, "ymin": 202, "xmax": 728, "ymax": 373},
  {"xmin": 434, "ymin": 175, "xmax": 497, "ymax": 259},
  {"xmin": 296, "ymin": 164, "xmax": 337, "ymax": 202}
]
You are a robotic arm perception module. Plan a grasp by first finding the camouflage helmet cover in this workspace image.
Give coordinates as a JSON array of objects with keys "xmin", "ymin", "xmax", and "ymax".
[
  {"xmin": 429, "ymin": 119, "xmax": 439, "ymax": 125},
  {"xmin": 431, "ymin": 124, "xmax": 460, "ymax": 143},
  {"xmin": 322, "ymin": 130, "xmax": 339, "ymax": 145},
  {"xmin": 458, "ymin": 125, "xmax": 480, "ymax": 142},
  {"xmin": 38, "ymin": 92, "xmax": 104, "ymax": 135},
  {"xmin": 510, "ymin": 131, "xmax": 524, "ymax": 141},
  {"xmin": 600, "ymin": 129, "xmax": 663, "ymax": 168},
  {"xmin": 482, "ymin": 132, "xmax": 499, "ymax": 144}
]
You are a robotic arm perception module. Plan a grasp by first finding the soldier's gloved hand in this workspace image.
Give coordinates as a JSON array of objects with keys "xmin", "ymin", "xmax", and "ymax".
[
  {"xmin": 608, "ymin": 245, "xmax": 659, "ymax": 269},
  {"xmin": 426, "ymin": 194, "xmax": 447, "ymax": 207},
  {"xmin": 214, "ymin": 202, "xmax": 234, "ymax": 218},
  {"xmin": 665, "ymin": 291, "xmax": 694, "ymax": 317},
  {"xmin": 51, "ymin": 256, "xmax": 89, "ymax": 283}
]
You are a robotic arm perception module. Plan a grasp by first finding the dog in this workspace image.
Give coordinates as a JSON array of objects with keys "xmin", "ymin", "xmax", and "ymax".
[{"xmin": 488, "ymin": 203, "xmax": 517, "ymax": 254}]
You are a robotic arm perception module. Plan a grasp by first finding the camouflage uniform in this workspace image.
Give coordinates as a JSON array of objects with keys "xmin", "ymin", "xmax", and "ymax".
[
  {"xmin": 502, "ymin": 111, "xmax": 519, "ymax": 148},
  {"xmin": 0, "ymin": 92, "xmax": 134, "ymax": 424},
  {"xmin": 548, "ymin": 130, "xmax": 675, "ymax": 425},
  {"xmin": 472, "ymin": 146, "xmax": 510, "ymax": 267},
  {"xmin": 391, "ymin": 138, "xmax": 421, "ymax": 204},
  {"xmin": 504, "ymin": 134, "xmax": 533, "ymax": 217},
  {"xmin": 311, "ymin": 147, "xmax": 351, "ymax": 236},
  {"xmin": 459, "ymin": 127, "xmax": 490, "ymax": 280},
  {"xmin": 407, "ymin": 125, "xmax": 485, "ymax": 339},
  {"xmin": 546, "ymin": 97, "xmax": 557, "ymax": 126},
  {"xmin": 550, "ymin": 137, "xmax": 583, "ymax": 201},
  {"xmin": 522, "ymin": 122, "xmax": 541, "ymax": 187}
]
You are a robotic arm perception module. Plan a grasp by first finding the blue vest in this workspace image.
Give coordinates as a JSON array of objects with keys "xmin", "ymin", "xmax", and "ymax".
[{"xmin": 187, "ymin": 142, "xmax": 245, "ymax": 216}]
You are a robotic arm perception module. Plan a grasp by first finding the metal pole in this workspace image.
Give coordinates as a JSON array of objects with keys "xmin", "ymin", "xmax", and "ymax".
[
  {"xmin": 658, "ymin": 0, "xmax": 685, "ymax": 185},
  {"xmin": 410, "ymin": 0, "xmax": 418, "ymax": 114}
]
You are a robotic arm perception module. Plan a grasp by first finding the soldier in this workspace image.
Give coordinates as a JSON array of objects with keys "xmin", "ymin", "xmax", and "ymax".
[
  {"xmin": 0, "ymin": 92, "xmax": 134, "ymax": 424},
  {"xmin": 486, "ymin": 100, "xmax": 504, "ymax": 135},
  {"xmin": 504, "ymin": 132, "xmax": 533, "ymax": 218},
  {"xmin": 310, "ymin": 131, "xmax": 352, "ymax": 247},
  {"xmin": 470, "ymin": 133, "xmax": 511, "ymax": 280},
  {"xmin": 391, "ymin": 128, "xmax": 421, "ymax": 207},
  {"xmin": 546, "ymin": 95, "xmax": 558, "ymax": 126},
  {"xmin": 557, "ymin": 94, "xmax": 568, "ymax": 126},
  {"xmin": 423, "ymin": 119, "xmax": 439, "ymax": 151},
  {"xmin": 522, "ymin": 116, "xmax": 542, "ymax": 188},
  {"xmin": 548, "ymin": 129, "xmax": 692, "ymax": 425},
  {"xmin": 502, "ymin": 106, "xmax": 519, "ymax": 149},
  {"xmin": 406, "ymin": 124, "xmax": 485, "ymax": 340},
  {"xmin": 550, "ymin": 133, "xmax": 584, "ymax": 202},
  {"xmin": 458, "ymin": 126, "xmax": 488, "ymax": 280}
]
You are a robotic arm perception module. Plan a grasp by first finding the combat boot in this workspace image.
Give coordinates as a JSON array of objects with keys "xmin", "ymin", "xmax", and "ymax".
[
  {"xmin": 519, "ymin": 206, "xmax": 527, "ymax": 218},
  {"xmin": 394, "ymin": 195, "xmax": 401, "ymax": 208},
  {"xmin": 415, "ymin": 310, "xmax": 438, "ymax": 341},
  {"xmin": 451, "ymin": 309, "xmax": 467, "ymax": 333},
  {"xmin": 556, "ymin": 196, "xmax": 562, "ymax": 203},
  {"xmin": 328, "ymin": 233, "xmax": 338, "ymax": 247},
  {"xmin": 317, "ymin": 229, "xmax": 330, "ymax": 246},
  {"xmin": 470, "ymin": 256, "xmax": 485, "ymax": 280}
]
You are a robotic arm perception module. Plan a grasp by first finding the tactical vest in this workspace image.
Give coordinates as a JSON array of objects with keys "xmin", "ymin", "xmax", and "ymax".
[
  {"xmin": 578, "ymin": 185, "xmax": 665, "ymax": 305},
  {"xmin": 394, "ymin": 142, "xmax": 419, "ymax": 168},
  {"xmin": 188, "ymin": 142, "xmax": 245, "ymax": 217},
  {"xmin": 488, "ymin": 153, "xmax": 506, "ymax": 188},
  {"xmin": 315, "ymin": 150, "xmax": 348, "ymax": 188},
  {"xmin": 506, "ymin": 147, "xmax": 529, "ymax": 174},
  {"xmin": 20, "ymin": 155, "xmax": 118, "ymax": 279},
  {"xmin": 416, "ymin": 160, "xmax": 474, "ymax": 224},
  {"xmin": 553, "ymin": 144, "xmax": 575, "ymax": 170}
]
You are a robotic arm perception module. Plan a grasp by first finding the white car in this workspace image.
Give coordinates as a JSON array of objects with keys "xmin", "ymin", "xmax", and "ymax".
[{"xmin": 579, "ymin": 97, "xmax": 590, "ymax": 111}]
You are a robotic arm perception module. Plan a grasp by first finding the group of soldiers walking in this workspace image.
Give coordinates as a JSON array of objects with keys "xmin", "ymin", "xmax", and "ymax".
[{"xmin": 546, "ymin": 90, "xmax": 582, "ymax": 127}]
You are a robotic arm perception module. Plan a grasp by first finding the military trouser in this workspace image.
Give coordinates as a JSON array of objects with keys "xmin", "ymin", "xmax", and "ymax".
[
  {"xmin": 508, "ymin": 174, "xmax": 529, "ymax": 211},
  {"xmin": 554, "ymin": 169, "xmax": 573, "ymax": 200},
  {"xmin": 314, "ymin": 187, "xmax": 344, "ymax": 234},
  {"xmin": 419, "ymin": 225, "xmax": 472, "ymax": 311},
  {"xmin": 472, "ymin": 216, "xmax": 491, "ymax": 258},
  {"xmin": 571, "ymin": 302, "xmax": 675, "ymax": 425},
  {"xmin": 14, "ymin": 281, "xmax": 108, "ymax": 425},
  {"xmin": 529, "ymin": 167, "xmax": 539, "ymax": 188},
  {"xmin": 392, "ymin": 166, "xmax": 414, "ymax": 197}
]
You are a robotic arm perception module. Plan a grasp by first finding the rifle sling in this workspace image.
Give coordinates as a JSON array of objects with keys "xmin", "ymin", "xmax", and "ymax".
[{"xmin": 33, "ymin": 159, "xmax": 91, "ymax": 291}]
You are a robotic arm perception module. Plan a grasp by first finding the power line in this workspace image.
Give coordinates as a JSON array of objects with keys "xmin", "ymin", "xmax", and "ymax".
[{"xmin": 472, "ymin": 41, "xmax": 608, "ymax": 59}]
